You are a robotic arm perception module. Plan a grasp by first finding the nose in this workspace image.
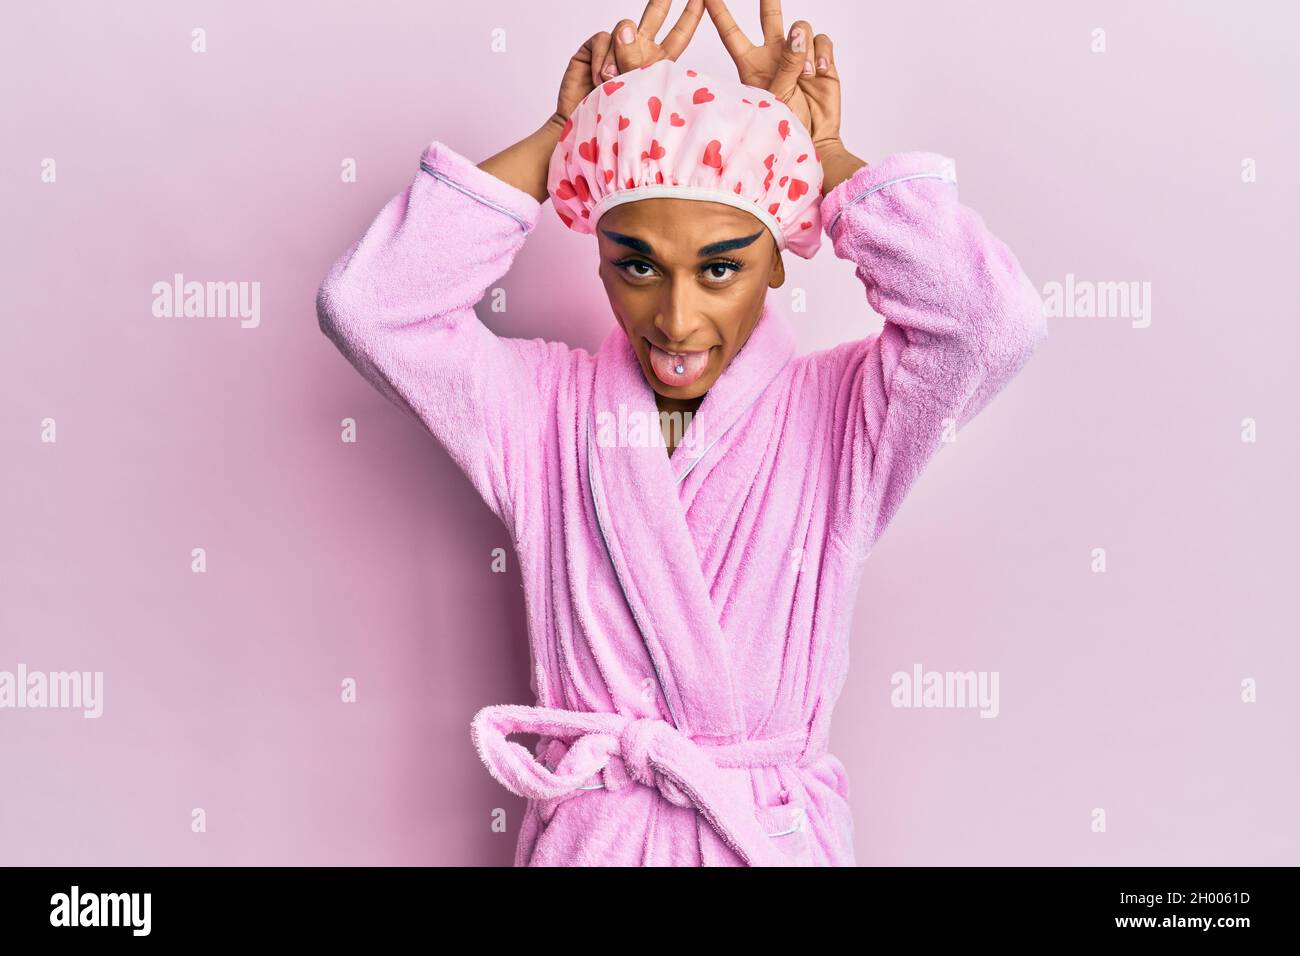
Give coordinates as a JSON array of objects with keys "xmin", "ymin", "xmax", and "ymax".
[{"xmin": 653, "ymin": 280, "xmax": 703, "ymax": 349}]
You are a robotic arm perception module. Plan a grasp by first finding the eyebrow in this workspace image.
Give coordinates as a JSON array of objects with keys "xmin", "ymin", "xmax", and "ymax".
[{"xmin": 599, "ymin": 227, "xmax": 767, "ymax": 257}]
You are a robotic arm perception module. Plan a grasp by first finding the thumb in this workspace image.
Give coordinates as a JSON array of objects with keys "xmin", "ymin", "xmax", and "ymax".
[{"xmin": 612, "ymin": 20, "xmax": 645, "ymax": 73}]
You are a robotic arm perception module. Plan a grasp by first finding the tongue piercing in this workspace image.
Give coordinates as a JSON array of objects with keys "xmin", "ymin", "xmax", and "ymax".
[{"xmin": 675, "ymin": 362, "xmax": 685, "ymax": 373}]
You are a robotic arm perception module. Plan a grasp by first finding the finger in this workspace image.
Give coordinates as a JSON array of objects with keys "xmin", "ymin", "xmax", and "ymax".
[
  {"xmin": 703, "ymin": 0, "xmax": 753, "ymax": 62},
  {"xmin": 588, "ymin": 32, "xmax": 613, "ymax": 87},
  {"xmin": 758, "ymin": 0, "xmax": 785, "ymax": 46},
  {"xmin": 660, "ymin": 0, "xmax": 706, "ymax": 60},
  {"xmin": 612, "ymin": 18, "xmax": 645, "ymax": 73},
  {"xmin": 809, "ymin": 32, "xmax": 837, "ymax": 80},
  {"xmin": 638, "ymin": 0, "xmax": 672, "ymax": 39},
  {"xmin": 772, "ymin": 19, "xmax": 812, "ymax": 96},
  {"xmin": 596, "ymin": 24, "xmax": 621, "ymax": 81},
  {"xmin": 800, "ymin": 33, "xmax": 840, "ymax": 141},
  {"xmin": 600, "ymin": 20, "xmax": 637, "ymax": 79}
]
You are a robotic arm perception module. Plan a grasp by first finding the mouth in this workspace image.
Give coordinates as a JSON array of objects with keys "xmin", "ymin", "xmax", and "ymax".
[{"xmin": 645, "ymin": 337, "xmax": 714, "ymax": 388}]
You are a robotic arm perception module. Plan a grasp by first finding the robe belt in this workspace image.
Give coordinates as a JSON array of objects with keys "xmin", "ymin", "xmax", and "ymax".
[{"xmin": 470, "ymin": 703, "xmax": 817, "ymax": 867}]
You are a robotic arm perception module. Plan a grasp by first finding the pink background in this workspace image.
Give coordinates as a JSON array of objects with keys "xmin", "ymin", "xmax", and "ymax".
[{"xmin": 2, "ymin": 0, "xmax": 1296, "ymax": 865}]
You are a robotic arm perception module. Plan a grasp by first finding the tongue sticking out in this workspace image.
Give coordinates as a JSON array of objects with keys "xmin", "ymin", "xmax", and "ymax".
[{"xmin": 648, "ymin": 340, "xmax": 711, "ymax": 388}]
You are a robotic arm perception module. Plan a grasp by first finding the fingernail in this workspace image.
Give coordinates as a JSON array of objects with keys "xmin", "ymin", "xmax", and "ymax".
[
  {"xmin": 802, "ymin": 60, "xmax": 813, "ymax": 75},
  {"xmin": 817, "ymin": 56, "xmax": 829, "ymax": 72},
  {"xmin": 603, "ymin": 62, "xmax": 617, "ymax": 77},
  {"xmin": 620, "ymin": 25, "xmax": 635, "ymax": 44},
  {"xmin": 791, "ymin": 27, "xmax": 804, "ymax": 52}
]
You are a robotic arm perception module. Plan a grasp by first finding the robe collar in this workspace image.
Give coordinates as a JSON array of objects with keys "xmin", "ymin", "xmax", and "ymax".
[{"xmin": 586, "ymin": 296, "xmax": 797, "ymax": 740}]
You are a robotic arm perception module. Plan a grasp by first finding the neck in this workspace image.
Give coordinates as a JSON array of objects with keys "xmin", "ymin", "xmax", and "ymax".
[
  {"xmin": 656, "ymin": 391, "xmax": 704, "ymax": 417},
  {"xmin": 655, "ymin": 391, "xmax": 704, "ymax": 457}
]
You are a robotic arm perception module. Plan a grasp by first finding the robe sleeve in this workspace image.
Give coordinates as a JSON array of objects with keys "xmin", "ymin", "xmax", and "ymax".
[
  {"xmin": 315, "ymin": 139, "xmax": 565, "ymax": 535},
  {"xmin": 814, "ymin": 152, "xmax": 1049, "ymax": 559}
]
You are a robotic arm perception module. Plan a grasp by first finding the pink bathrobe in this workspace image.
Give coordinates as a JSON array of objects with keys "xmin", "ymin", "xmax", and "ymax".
[{"xmin": 316, "ymin": 138, "xmax": 1048, "ymax": 866}]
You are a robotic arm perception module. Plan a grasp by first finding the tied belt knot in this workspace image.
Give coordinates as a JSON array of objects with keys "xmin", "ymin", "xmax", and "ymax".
[
  {"xmin": 470, "ymin": 704, "xmax": 818, "ymax": 867},
  {"xmin": 615, "ymin": 716, "xmax": 692, "ymax": 807}
]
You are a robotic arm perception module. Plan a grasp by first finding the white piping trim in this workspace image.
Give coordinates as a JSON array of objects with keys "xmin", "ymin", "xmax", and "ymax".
[
  {"xmin": 673, "ymin": 347, "xmax": 795, "ymax": 486},
  {"xmin": 420, "ymin": 160, "xmax": 533, "ymax": 233},
  {"xmin": 826, "ymin": 171, "xmax": 957, "ymax": 238},
  {"xmin": 675, "ymin": 431, "xmax": 724, "ymax": 485},
  {"xmin": 767, "ymin": 805, "xmax": 807, "ymax": 837},
  {"xmin": 586, "ymin": 418, "xmax": 684, "ymax": 732},
  {"xmin": 592, "ymin": 184, "xmax": 787, "ymax": 252}
]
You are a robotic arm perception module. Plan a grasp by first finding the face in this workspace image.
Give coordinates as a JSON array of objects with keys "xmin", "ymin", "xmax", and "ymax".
[{"xmin": 595, "ymin": 199, "xmax": 785, "ymax": 404}]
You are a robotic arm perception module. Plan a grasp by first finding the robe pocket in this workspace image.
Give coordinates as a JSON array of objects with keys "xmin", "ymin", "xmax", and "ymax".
[{"xmin": 754, "ymin": 801, "xmax": 812, "ymax": 867}]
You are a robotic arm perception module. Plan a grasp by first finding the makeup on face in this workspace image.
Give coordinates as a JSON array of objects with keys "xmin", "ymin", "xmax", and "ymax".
[{"xmin": 596, "ymin": 202, "xmax": 782, "ymax": 397}]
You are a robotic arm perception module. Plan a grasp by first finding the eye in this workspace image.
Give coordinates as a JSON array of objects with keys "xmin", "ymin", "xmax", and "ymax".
[
  {"xmin": 702, "ymin": 257, "xmax": 743, "ymax": 283},
  {"xmin": 612, "ymin": 257, "xmax": 744, "ymax": 285},
  {"xmin": 618, "ymin": 259, "xmax": 657, "ymax": 280}
]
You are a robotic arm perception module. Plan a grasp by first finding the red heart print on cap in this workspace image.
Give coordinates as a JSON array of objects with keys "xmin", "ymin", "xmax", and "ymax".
[
  {"xmin": 618, "ymin": 115, "xmax": 630, "ymax": 130},
  {"xmin": 693, "ymin": 87, "xmax": 714, "ymax": 104},
  {"xmin": 670, "ymin": 112, "xmax": 685, "ymax": 126},
  {"xmin": 648, "ymin": 96, "xmax": 661, "ymax": 121},
  {"xmin": 578, "ymin": 137, "xmax": 598, "ymax": 163},
  {"xmin": 641, "ymin": 140, "xmax": 666, "ymax": 161},
  {"xmin": 787, "ymin": 178, "xmax": 809, "ymax": 200},
  {"xmin": 602, "ymin": 80, "xmax": 624, "ymax": 95},
  {"xmin": 778, "ymin": 120, "xmax": 789, "ymax": 140},
  {"xmin": 702, "ymin": 140, "xmax": 723, "ymax": 170}
]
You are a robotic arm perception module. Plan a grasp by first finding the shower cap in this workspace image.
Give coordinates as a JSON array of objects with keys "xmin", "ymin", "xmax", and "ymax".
[{"xmin": 548, "ymin": 58, "xmax": 825, "ymax": 258}]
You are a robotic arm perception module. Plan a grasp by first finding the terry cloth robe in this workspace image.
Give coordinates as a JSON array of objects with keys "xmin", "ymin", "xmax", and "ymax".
[{"xmin": 316, "ymin": 139, "xmax": 1048, "ymax": 867}]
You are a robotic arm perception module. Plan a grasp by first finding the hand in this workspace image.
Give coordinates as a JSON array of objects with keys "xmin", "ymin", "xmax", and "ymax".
[
  {"xmin": 550, "ymin": 1, "xmax": 705, "ymax": 132},
  {"xmin": 594, "ymin": 0, "xmax": 706, "ymax": 80},
  {"xmin": 551, "ymin": 30, "xmax": 616, "ymax": 130},
  {"xmin": 702, "ymin": 0, "xmax": 817, "ymax": 132},
  {"xmin": 798, "ymin": 30, "xmax": 844, "ymax": 154},
  {"xmin": 799, "ymin": 34, "xmax": 869, "ymax": 195}
]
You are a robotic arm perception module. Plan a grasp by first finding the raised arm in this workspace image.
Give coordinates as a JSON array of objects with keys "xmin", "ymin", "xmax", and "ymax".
[
  {"xmin": 315, "ymin": 133, "xmax": 564, "ymax": 535},
  {"xmin": 764, "ymin": 16, "xmax": 1048, "ymax": 558},
  {"xmin": 314, "ymin": 30, "xmax": 646, "ymax": 535},
  {"xmin": 816, "ymin": 153, "xmax": 1048, "ymax": 557}
]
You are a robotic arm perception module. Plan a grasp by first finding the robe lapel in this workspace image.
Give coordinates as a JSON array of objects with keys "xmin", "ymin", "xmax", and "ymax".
[{"xmin": 586, "ymin": 296, "xmax": 797, "ymax": 740}]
